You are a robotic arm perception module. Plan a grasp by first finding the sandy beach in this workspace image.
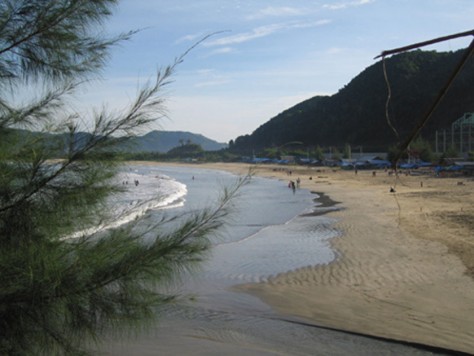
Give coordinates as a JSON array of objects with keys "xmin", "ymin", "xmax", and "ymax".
[{"xmin": 141, "ymin": 161, "xmax": 474, "ymax": 354}]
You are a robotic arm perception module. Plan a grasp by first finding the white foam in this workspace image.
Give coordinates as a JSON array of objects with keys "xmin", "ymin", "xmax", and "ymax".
[{"xmin": 66, "ymin": 170, "xmax": 187, "ymax": 239}]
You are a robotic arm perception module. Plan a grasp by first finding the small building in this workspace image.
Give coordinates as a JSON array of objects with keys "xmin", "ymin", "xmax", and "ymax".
[
  {"xmin": 341, "ymin": 156, "xmax": 391, "ymax": 169},
  {"xmin": 281, "ymin": 155, "xmax": 296, "ymax": 164}
]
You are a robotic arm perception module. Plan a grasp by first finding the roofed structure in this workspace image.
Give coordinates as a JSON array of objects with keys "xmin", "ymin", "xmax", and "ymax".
[{"xmin": 435, "ymin": 112, "xmax": 474, "ymax": 156}]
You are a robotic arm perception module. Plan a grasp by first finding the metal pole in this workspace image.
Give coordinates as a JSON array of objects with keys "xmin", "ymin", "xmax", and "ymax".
[
  {"xmin": 452, "ymin": 125, "xmax": 454, "ymax": 151},
  {"xmin": 375, "ymin": 29, "xmax": 474, "ymax": 59},
  {"xmin": 443, "ymin": 130, "xmax": 446, "ymax": 153},
  {"xmin": 469, "ymin": 122, "xmax": 472, "ymax": 152}
]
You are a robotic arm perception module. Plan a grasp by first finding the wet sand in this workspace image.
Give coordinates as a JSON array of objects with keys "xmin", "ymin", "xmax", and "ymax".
[{"xmin": 142, "ymin": 161, "xmax": 474, "ymax": 354}]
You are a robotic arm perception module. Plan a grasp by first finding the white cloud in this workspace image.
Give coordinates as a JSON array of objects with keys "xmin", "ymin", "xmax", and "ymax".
[
  {"xmin": 205, "ymin": 20, "xmax": 331, "ymax": 47},
  {"xmin": 194, "ymin": 79, "xmax": 230, "ymax": 88},
  {"xmin": 293, "ymin": 19, "xmax": 332, "ymax": 28},
  {"xmin": 175, "ymin": 32, "xmax": 205, "ymax": 44},
  {"xmin": 205, "ymin": 47, "xmax": 235, "ymax": 57},
  {"xmin": 205, "ymin": 24, "xmax": 284, "ymax": 46},
  {"xmin": 323, "ymin": 0, "xmax": 375, "ymax": 10},
  {"xmin": 246, "ymin": 6, "xmax": 304, "ymax": 20}
]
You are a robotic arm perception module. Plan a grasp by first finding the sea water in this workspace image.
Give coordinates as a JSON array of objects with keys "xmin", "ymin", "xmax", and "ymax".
[
  {"xmin": 114, "ymin": 165, "xmax": 339, "ymax": 291},
  {"xmin": 103, "ymin": 164, "xmax": 444, "ymax": 355}
]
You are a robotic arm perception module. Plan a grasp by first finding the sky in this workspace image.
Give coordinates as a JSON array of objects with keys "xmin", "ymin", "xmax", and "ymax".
[{"xmin": 78, "ymin": 0, "xmax": 474, "ymax": 143}]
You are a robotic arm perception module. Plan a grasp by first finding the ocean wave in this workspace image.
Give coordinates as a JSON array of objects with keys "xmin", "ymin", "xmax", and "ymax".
[{"xmin": 66, "ymin": 170, "xmax": 187, "ymax": 239}]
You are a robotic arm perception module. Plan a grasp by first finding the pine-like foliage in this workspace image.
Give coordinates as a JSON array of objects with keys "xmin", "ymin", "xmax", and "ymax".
[{"xmin": 0, "ymin": 1, "xmax": 240, "ymax": 354}]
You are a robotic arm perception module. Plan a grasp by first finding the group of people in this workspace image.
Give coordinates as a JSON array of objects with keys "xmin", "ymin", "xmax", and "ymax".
[
  {"xmin": 288, "ymin": 177, "xmax": 301, "ymax": 194},
  {"xmin": 121, "ymin": 179, "xmax": 140, "ymax": 186}
]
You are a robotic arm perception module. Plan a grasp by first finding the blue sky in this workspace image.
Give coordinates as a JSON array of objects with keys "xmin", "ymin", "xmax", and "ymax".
[{"xmin": 79, "ymin": 0, "xmax": 474, "ymax": 143}]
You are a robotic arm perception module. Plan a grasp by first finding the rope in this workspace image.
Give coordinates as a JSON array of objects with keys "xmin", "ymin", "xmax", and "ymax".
[{"xmin": 382, "ymin": 56, "xmax": 400, "ymax": 147}]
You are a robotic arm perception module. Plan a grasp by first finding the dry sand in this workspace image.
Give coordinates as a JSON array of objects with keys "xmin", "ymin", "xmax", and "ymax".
[{"xmin": 137, "ymin": 162, "xmax": 474, "ymax": 353}]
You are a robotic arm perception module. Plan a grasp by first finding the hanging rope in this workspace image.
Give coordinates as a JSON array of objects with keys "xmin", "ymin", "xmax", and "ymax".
[{"xmin": 382, "ymin": 56, "xmax": 400, "ymax": 144}]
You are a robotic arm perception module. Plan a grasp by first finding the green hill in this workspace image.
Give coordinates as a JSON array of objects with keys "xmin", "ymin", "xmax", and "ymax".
[
  {"xmin": 231, "ymin": 49, "xmax": 474, "ymax": 154},
  {"xmin": 124, "ymin": 130, "xmax": 226, "ymax": 153}
]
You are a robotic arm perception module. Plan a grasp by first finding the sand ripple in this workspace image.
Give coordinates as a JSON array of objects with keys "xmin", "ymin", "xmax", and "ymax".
[{"xmin": 236, "ymin": 168, "xmax": 474, "ymax": 354}]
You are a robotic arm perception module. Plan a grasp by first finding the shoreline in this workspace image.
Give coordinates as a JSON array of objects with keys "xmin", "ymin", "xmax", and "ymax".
[
  {"xmin": 302, "ymin": 191, "xmax": 342, "ymax": 217},
  {"xmin": 131, "ymin": 161, "xmax": 474, "ymax": 354}
]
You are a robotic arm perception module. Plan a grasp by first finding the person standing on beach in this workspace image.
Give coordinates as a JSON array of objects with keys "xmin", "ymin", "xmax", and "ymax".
[{"xmin": 291, "ymin": 180, "xmax": 296, "ymax": 194}]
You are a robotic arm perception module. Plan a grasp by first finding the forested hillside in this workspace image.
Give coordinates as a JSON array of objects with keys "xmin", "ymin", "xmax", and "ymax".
[{"xmin": 231, "ymin": 49, "xmax": 474, "ymax": 153}]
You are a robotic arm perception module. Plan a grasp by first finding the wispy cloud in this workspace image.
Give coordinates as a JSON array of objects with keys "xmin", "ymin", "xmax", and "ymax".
[
  {"xmin": 206, "ymin": 47, "xmax": 235, "ymax": 56},
  {"xmin": 293, "ymin": 19, "xmax": 331, "ymax": 29},
  {"xmin": 194, "ymin": 79, "xmax": 230, "ymax": 88},
  {"xmin": 205, "ymin": 24, "xmax": 284, "ymax": 46},
  {"xmin": 325, "ymin": 47, "xmax": 346, "ymax": 55},
  {"xmin": 323, "ymin": 0, "xmax": 375, "ymax": 10},
  {"xmin": 195, "ymin": 69, "xmax": 215, "ymax": 76},
  {"xmin": 193, "ymin": 69, "xmax": 230, "ymax": 88},
  {"xmin": 246, "ymin": 6, "xmax": 304, "ymax": 20},
  {"xmin": 205, "ymin": 20, "xmax": 331, "ymax": 47},
  {"xmin": 175, "ymin": 32, "xmax": 207, "ymax": 44}
]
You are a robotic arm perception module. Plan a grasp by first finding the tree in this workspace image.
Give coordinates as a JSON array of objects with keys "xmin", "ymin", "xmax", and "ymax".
[
  {"xmin": 313, "ymin": 145, "xmax": 324, "ymax": 161},
  {"xmin": 443, "ymin": 145, "xmax": 460, "ymax": 159},
  {"xmin": 343, "ymin": 143, "xmax": 351, "ymax": 159},
  {"xmin": 331, "ymin": 147, "xmax": 341, "ymax": 161},
  {"xmin": 409, "ymin": 137, "xmax": 434, "ymax": 162},
  {"xmin": 0, "ymin": 1, "xmax": 240, "ymax": 354},
  {"xmin": 166, "ymin": 142, "xmax": 204, "ymax": 159},
  {"xmin": 469, "ymin": 151, "xmax": 474, "ymax": 161}
]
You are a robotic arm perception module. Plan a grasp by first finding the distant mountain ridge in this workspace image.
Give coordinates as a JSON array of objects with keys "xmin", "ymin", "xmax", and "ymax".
[
  {"xmin": 8, "ymin": 129, "xmax": 226, "ymax": 154},
  {"xmin": 231, "ymin": 49, "xmax": 474, "ymax": 153},
  {"xmin": 124, "ymin": 130, "xmax": 226, "ymax": 153}
]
